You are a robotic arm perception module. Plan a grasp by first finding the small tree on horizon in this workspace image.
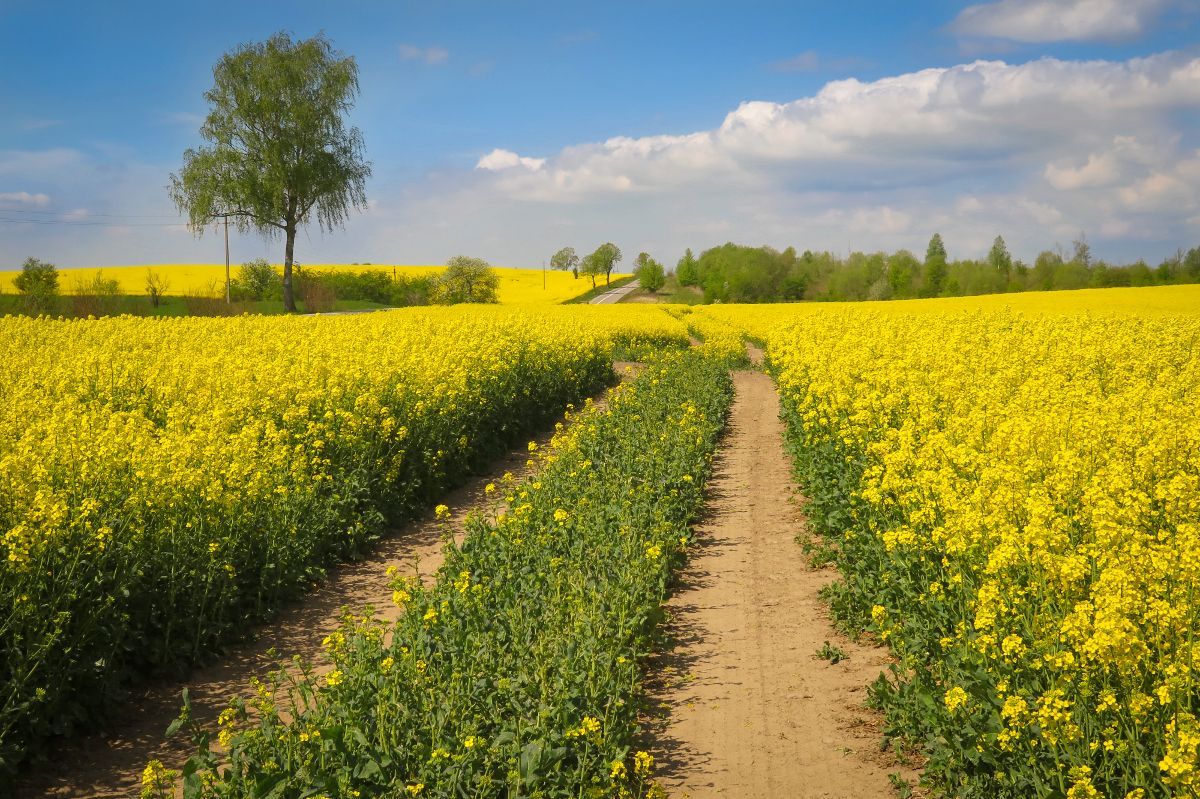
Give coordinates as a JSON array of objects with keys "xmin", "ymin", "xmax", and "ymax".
[
  {"xmin": 432, "ymin": 256, "xmax": 499, "ymax": 304},
  {"xmin": 922, "ymin": 233, "xmax": 948, "ymax": 298},
  {"xmin": 13, "ymin": 257, "xmax": 60, "ymax": 313},
  {"xmin": 988, "ymin": 235, "xmax": 1013, "ymax": 279},
  {"xmin": 170, "ymin": 32, "xmax": 371, "ymax": 312},
  {"xmin": 675, "ymin": 248, "xmax": 699, "ymax": 286},
  {"xmin": 550, "ymin": 247, "xmax": 580, "ymax": 279},
  {"xmin": 636, "ymin": 256, "xmax": 666, "ymax": 293}
]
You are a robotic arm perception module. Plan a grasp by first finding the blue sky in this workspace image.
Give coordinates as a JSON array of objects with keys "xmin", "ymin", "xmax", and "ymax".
[{"xmin": 2, "ymin": 0, "xmax": 1199, "ymax": 268}]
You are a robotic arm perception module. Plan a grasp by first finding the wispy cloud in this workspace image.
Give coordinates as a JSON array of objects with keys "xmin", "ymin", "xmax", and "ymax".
[
  {"xmin": 19, "ymin": 118, "xmax": 63, "ymax": 132},
  {"xmin": 0, "ymin": 191, "xmax": 51, "ymax": 207},
  {"xmin": 399, "ymin": 43, "xmax": 449, "ymax": 65},
  {"xmin": 768, "ymin": 50, "xmax": 867, "ymax": 74},
  {"xmin": 467, "ymin": 60, "xmax": 495, "ymax": 78},
  {"xmin": 950, "ymin": 0, "xmax": 1174, "ymax": 43}
]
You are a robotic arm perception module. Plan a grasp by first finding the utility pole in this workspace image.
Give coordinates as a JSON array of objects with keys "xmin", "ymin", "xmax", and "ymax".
[
  {"xmin": 224, "ymin": 216, "xmax": 231, "ymax": 303},
  {"xmin": 210, "ymin": 213, "xmax": 233, "ymax": 303}
]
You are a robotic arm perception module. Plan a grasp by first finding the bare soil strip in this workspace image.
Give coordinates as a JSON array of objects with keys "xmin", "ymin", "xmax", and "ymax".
[
  {"xmin": 16, "ymin": 365, "xmax": 642, "ymax": 799},
  {"xmin": 647, "ymin": 364, "xmax": 907, "ymax": 798}
]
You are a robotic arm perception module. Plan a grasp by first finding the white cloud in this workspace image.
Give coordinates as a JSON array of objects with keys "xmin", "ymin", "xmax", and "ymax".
[
  {"xmin": 474, "ymin": 53, "xmax": 1200, "ymax": 200},
  {"xmin": 475, "ymin": 149, "xmax": 546, "ymax": 171},
  {"xmin": 399, "ymin": 44, "xmax": 449, "ymax": 65},
  {"xmin": 0, "ymin": 191, "xmax": 51, "ymax": 207},
  {"xmin": 950, "ymin": 0, "xmax": 1172, "ymax": 43}
]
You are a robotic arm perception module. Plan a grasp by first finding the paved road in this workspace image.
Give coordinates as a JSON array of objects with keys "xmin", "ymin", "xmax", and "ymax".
[{"xmin": 589, "ymin": 283, "xmax": 638, "ymax": 304}]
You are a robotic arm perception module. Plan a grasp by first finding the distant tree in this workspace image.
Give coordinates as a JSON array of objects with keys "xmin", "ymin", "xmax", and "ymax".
[
  {"xmin": 579, "ymin": 252, "xmax": 604, "ymax": 288},
  {"xmin": 887, "ymin": 250, "xmax": 920, "ymax": 298},
  {"xmin": 675, "ymin": 248, "xmax": 699, "ymax": 286},
  {"xmin": 1184, "ymin": 246, "xmax": 1200, "ymax": 281},
  {"xmin": 635, "ymin": 256, "xmax": 666, "ymax": 293},
  {"xmin": 988, "ymin": 235, "xmax": 1013, "ymax": 278},
  {"xmin": 13, "ymin": 257, "xmax": 59, "ymax": 313},
  {"xmin": 433, "ymin": 256, "xmax": 499, "ymax": 304},
  {"xmin": 236, "ymin": 258, "xmax": 281, "ymax": 301},
  {"xmin": 1071, "ymin": 232, "xmax": 1092, "ymax": 269},
  {"xmin": 170, "ymin": 32, "xmax": 371, "ymax": 312},
  {"xmin": 1033, "ymin": 250, "xmax": 1063, "ymax": 291},
  {"xmin": 922, "ymin": 233, "xmax": 947, "ymax": 298},
  {"xmin": 145, "ymin": 268, "xmax": 171, "ymax": 308},
  {"xmin": 550, "ymin": 246, "xmax": 580, "ymax": 278},
  {"xmin": 591, "ymin": 242, "xmax": 623, "ymax": 286}
]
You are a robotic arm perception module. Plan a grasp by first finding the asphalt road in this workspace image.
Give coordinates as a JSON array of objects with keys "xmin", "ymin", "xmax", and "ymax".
[{"xmin": 589, "ymin": 283, "xmax": 638, "ymax": 304}]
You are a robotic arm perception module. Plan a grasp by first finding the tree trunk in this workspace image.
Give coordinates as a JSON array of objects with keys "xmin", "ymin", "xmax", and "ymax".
[
  {"xmin": 605, "ymin": 270, "xmax": 610, "ymax": 286},
  {"xmin": 283, "ymin": 225, "xmax": 297, "ymax": 312}
]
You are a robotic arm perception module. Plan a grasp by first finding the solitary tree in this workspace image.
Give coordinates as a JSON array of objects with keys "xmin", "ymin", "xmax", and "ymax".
[
  {"xmin": 170, "ymin": 32, "xmax": 371, "ymax": 312},
  {"xmin": 550, "ymin": 247, "xmax": 580, "ymax": 278},
  {"xmin": 433, "ymin": 256, "xmax": 499, "ymax": 304},
  {"xmin": 922, "ymin": 233, "xmax": 947, "ymax": 298},
  {"xmin": 13, "ymin": 257, "xmax": 59, "ymax": 313}
]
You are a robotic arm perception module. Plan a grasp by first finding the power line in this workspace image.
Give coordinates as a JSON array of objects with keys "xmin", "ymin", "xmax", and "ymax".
[
  {"xmin": 0, "ymin": 216, "xmax": 187, "ymax": 228},
  {"xmin": 0, "ymin": 208, "xmax": 183, "ymax": 219}
]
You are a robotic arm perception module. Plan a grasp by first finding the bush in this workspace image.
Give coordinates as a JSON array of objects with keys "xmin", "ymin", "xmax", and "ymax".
[
  {"xmin": 12, "ymin": 257, "xmax": 59, "ymax": 314},
  {"xmin": 234, "ymin": 259, "xmax": 281, "ymax": 301}
]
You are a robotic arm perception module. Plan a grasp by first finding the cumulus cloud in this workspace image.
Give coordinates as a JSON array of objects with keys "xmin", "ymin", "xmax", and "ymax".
[
  {"xmin": 473, "ymin": 53, "xmax": 1200, "ymax": 199},
  {"xmin": 399, "ymin": 44, "xmax": 449, "ymax": 65},
  {"xmin": 950, "ymin": 0, "xmax": 1173, "ymax": 43},
  {"xmin": 476, "ymin": 149, "xmax": 546, "ymax": 171},
  {"xmin": 0, "ymin": 191, "xmax": 51, "ymax": 207}
]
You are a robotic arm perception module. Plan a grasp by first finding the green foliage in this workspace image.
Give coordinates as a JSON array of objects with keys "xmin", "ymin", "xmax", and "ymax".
[
  {"xmin": 12, "ymin": 257, "xmax": 59, "ymax": 313},
  {"xmin": 675, "ymin": 248, "xmax": 699, "ymax": 286},
  {"xmin": 634, "ymin": 255, "xmax": 666, "ymax": 293},
  {"xmin": 988, "ymin": 236, "xmax": 1012, "ymax": 277},
  {"xmin": 815, "ymin": 641, "xmax": 847, "ymax": 664},
  {"xmin": 433, "ymin": 256, "xmax": 500, "ymax": 304},
  {"xmin": 921, "ymin": 233, "xmax": 947, "ymax": 298},
  {"xmin": 170, "ymin": 32, "xmax": 371, "ymax": 312},
  {"xmin": 171, "ymin": 352, "xmax": 734, "ymax": 799},
  {"xmin": 550, "ymin": 246, "xmax": 580, "ymax": 278},
  {"xmin": 590, "ymin": 242, "xmax": 623, "ymax": 286},
  {"xmin": 231, "ymin": 259, "xmax": 281, "ymax": 301}
]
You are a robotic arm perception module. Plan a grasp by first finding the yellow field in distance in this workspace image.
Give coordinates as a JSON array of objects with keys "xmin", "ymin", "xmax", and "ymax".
[{"xmin": 0, "ymin": 264, "xmax": 628, "ymax": 305}]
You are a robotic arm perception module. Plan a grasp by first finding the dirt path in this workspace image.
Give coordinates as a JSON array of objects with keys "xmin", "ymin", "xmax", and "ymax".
[
  {"xmin": 15, "ymin": 365, "xmax": 641, "ymax": 799},
  {"xmin": 646, "ymin": 358, "xmax": 908, "ymax": 798}
]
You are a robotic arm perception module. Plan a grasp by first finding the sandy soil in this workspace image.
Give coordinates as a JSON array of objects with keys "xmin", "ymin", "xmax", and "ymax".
[
  {"xmin": 14, "ymin": 365, "xmax": 642, "ymax": 799},
  {"xmin": 645, "ymin": 360, "xmax": 913, "ymax": 798}
]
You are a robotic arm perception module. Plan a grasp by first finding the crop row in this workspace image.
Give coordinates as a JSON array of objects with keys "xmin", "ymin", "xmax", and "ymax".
[
  {"xmin": 765, "ymin": 310, "xmax": 1200, "ymax": 797},
  {"xmin": 0, "ymin": 307, "xmax": 689, "ymax": 781},
  {"xmin": 155, "ymin": 350, "xmax": 733, "ymax": 799}
]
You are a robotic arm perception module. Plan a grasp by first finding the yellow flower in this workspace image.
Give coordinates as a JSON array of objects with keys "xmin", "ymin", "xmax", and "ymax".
[
  {"xmin": 434, "ymin": 504, "xmax": 451, "ymax": 520},
  {"xmin": 325, "ymin": 669, "xmax": 344, "ymax": 687},
  {"xmin": 943, "ymin": 686, "xmax": 969, "ymax": 713}
]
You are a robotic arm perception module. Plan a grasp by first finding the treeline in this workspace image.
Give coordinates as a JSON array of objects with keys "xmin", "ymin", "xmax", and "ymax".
[
  {"xmin": 2, "ymin": 257, "xmax": 500, "ymax": 318},
  {"xmin": 675, "ymin": 235, "xmax": 1200, "ymax": 303}
]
